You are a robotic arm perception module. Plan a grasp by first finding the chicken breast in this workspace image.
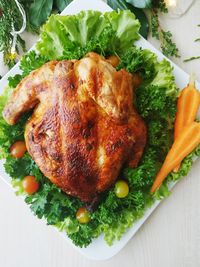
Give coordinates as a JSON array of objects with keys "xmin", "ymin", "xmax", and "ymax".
[{"xmin": 3, "ymin": 53, "xmax": 147, "ymax": 202}]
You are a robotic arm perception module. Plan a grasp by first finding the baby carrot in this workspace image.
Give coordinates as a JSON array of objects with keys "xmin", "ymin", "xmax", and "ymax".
[
  {"xmin": 151, "ymin": 122, "xmax": 200, "ymax": 193},
  {"xmin": 173, "ymin": 75, "xmax": 200, "ymax": 172}
]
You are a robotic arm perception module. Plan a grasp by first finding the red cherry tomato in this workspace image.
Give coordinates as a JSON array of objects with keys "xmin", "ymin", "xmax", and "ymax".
[
  {"xmin": 10, "ymin": 141, "xmax": 27, "ymax": 158},
  {"xmin": 22, "ymin": 176, "xmax": 40, "ymax": 195}
]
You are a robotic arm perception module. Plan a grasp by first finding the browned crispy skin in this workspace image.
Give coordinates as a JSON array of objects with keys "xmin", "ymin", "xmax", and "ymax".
[{"xmin": 3, "ymin": 53, "xmax": 147, "ymax": 202}]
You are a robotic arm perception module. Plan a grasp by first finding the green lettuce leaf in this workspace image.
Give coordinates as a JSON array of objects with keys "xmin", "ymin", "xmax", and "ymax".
[
  {"xmin": 104, "ymin": 10, "xmax": 140, "ymax": 51},
  {"xmin": 151, "ymin": 59, "xmax": 178, "ymax": 96},
  {"xmin": 36, "ymin": 10, "xmax": 140, "ymax": 60}
]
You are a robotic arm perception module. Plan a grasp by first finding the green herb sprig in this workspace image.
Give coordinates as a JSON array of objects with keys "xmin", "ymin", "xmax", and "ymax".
[
  {"xmin": 150, "ymin": 2, "xmax": 180, "ymax": 58},
  {"xmin": 184, "ymin": 24, "xmax": 200, "ymax": 62},
  {"xmin": 0, "ymin": 0, "xmax": 26, "ymax": 68},
  {"xmin": 107, "ymin": 0, "xmax": 180, "ymax": 58},
  {"xmin": 0, "ymin": 0, "xmax": 72, "ymax": 69}
]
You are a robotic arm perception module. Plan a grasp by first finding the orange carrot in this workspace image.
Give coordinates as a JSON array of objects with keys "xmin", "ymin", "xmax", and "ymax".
[
  {"xmin": 173, "ymin": 75, "xmax": 200, "ymax": 172},
  {"xmin": 151, "ymin": 122, "xmax": 200, "ymax": 193}
]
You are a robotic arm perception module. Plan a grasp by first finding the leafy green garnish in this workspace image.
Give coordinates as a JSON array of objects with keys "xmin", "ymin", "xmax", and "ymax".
[
  {"xmin": 160, "ymin": 31, "xmax": 180, "ymax": 58},
  {"xmin": 107, "ymin": 0, "xmax": 149, "ymax": 38},
  {"xmin": 150, "ymin": 7, "xmax": 179, "ymax": 58},
  {"xmin": 25, "ymin": 182, "xmax": 81, "ymax": 224},
  {"xmin": 8, "ymin": 75, "xmax": 22, "ymax": 88},
  {"xmin": 136, "ymin": 84, "xmax": 176, "ymax": 119},
  {"xmin": 36, "ymin": 10, "xmax": 140, "ymax": 60},
  {"xmin": 117, "ymin": 46, "xmax": 157, "ymax": 80},
  {"xmin": 7, "ymin": 51, "xmax": 48, "ymax": 89},
  {"xmin": 20, "ymin": 51, "xmax": 48, "ymax": 77},
  {"xmin": 118, "ymin": 47, "xmax": 178, "ymax": 121}
]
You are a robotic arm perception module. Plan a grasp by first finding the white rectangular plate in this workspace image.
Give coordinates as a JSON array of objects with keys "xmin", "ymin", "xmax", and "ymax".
[{"xmin": 0, "ymin": 0, "xmax": 199, "ymax": 261}]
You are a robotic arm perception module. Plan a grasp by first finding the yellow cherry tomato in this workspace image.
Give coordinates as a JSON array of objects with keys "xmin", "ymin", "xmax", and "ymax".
[
  {"xmin": 76, "ymin": 207, "xmax": 91, "ymax": 224},
  {"xmin": 115, "ymin": 180, "xmax": 129, "ymax": 198}
]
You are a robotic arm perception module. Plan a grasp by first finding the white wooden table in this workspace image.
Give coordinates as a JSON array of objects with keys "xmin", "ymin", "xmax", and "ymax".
[{"xmin": 0, "ymin": 1, "xmax": 200, "ymax": 266}]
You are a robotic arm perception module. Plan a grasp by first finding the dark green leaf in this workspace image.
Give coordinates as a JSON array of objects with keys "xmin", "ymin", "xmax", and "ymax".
[
  {"xmin": 30, "ymin": 0, "xmax": 54, "ymax": 27},
  {"xmin": 130, "ymin": 6, "xmax": 149, "ymax": 38},
  {"xmin": 107, "ymin": 0, "xmax": 149, "ymax": 38},
  {"xmin": 6, "ymin": 51, "xmax": 48, "ymax": 91},
  {"xmin": 107, "ymin": 0, "xmax": 129, "ymax": 9},
  {"xmin": 55, "ymin": 0, "xmax": 72, "ymax": 12},
  {"xmin": 8, "ymin": 74, "xmax": 23, "ymax": 88},
  {"xmin": 125, "ymin": 0, "xmax": 152, "ymax": 8}
]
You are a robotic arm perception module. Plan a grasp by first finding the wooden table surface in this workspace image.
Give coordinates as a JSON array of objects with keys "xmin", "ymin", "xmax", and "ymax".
[{"xmin": 0, "ymin": 1, "xmax": 200, "ymax": 266}]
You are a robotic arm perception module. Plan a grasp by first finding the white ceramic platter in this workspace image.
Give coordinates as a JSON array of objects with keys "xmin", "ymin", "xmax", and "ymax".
[{"xmin": 0, "ymin": 0, "xmax": 199, "ymax": 261}]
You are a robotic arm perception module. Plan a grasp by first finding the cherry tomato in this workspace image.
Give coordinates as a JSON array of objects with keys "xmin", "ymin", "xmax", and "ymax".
[
  {"xmin": 10, "ymin": 141, "xmax": 27, "ymax": 158},
  {"xmin": 76, "ymin": 207, "xmax": 91, "ymax": 224},
  {"xmin": 115, "ymin": 180, "xmax": 129, "ymax": 198},
  {"xmin": 22, "ymin": 176, "xmax": 40, "ymax": 195},
  {"xmin": 106, "ymin": 55, "xmax": 120, "ymax": 68}
]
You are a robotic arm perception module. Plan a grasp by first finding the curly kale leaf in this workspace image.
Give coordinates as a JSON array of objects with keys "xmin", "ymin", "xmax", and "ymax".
[
  {"xmin": 25, "ymin": 181, "xmax": 81, "ymax": 224},
  {"xmin": 20, "ymin": 50, "xmax": 48, "ymax": 77},
  {"xmin": 7, "ymin": 51, "xmax": 48, "ymax": 89},
  {"xmin": 117, "ymin": 46, "xmax": 157, "ymax": 81},
  {"xmin": 8, "ymin": 74, "xmax": 23, "ymax": 88},
  {"xmin": 4, "ymin": 153, "xmax": 43, "ymax": 180},
  {"xmin": 136, "ymin": 84, "xmax": 177, "ymax": 120},
  {"xmin": 0, "ymin": 113, "xmax": 30, "ymax": 158}
]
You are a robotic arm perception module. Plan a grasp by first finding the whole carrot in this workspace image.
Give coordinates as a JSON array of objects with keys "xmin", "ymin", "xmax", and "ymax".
[
  {"xmin": 151, "ymin": 122, "xmax": 200, "ymax": 193},
  {"xmin": 173, "ymin": 75, "xmax": 200, "ymax": 172}
]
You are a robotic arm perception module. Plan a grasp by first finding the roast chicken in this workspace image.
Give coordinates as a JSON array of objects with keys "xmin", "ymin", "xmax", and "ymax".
[{"xmin": 3, "ymin": 53, "xmax": 147, "ymax": 202}]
